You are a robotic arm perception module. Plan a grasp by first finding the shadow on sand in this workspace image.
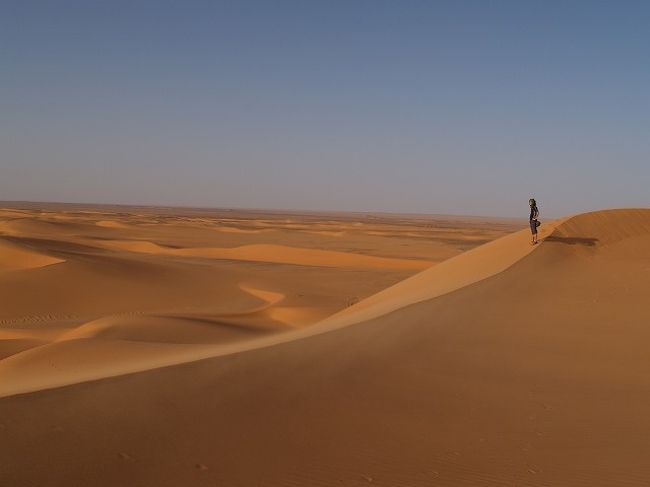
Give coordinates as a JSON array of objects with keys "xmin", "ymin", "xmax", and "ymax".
[{"xmin": 544, "ymin": 236, "xmax": 599, "ymax": 246}]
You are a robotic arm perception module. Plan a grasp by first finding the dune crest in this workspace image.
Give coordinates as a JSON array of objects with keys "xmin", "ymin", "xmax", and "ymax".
[
  {"xmin": 0, "ymin": 239, "xmax": 64, "ymax": 272},
  {"xmin": 0, "ymin": 211, "xmax": 568, "ymax": 397},
  {"xmin": 2, "ymin": 209, "xmax": 649, "ymax": 486},
  {"xmin": 313, "ymin": 217, "xmax": 562, "ymax": 330},
  {"xmin": 91, "ymin": 240, "xmax": 433, "ymax": 270},
  {"xmin": 214, "ymin": 226, "xmax": 268, "ymax": 234},
  {"xmin": 238, "ymin": 284, "xmax": 285, "ymax": 308},
  {"xmin": 95, "ymin": 220, "xmax": 127, "ymax": 229}
]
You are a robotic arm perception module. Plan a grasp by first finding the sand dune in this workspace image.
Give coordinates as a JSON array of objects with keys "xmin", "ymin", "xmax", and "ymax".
[
  {"xmin": 4, "ymin": 207, "xmax": 647, "ymax": 486},
  {"xmin": 0, "ymin": 338, "xmax": 48, "ymax": 360},
  {"xmin": 93, "ymin": 240, "xmax": 433, "ymax": 270},
  {"xmin": 95, "ymin": 219, "xmax": 128, "ymax": 229},
  {"xmin": 214, "ymin": 225, "xmax": 269, "ymax": 234},
  {"xmin": 314, "ymin": 217, "xmax": 561, "ymax": 330},
  {"xmin": 0, "ymin": 216, "xmax": 559, "ymax": 397},
  {"xmin": 0, "ymin": 283, "xmax": 292, "ymax": 396},
  {"xmin": 301, "ymin": 230, "xmax": 345, "ymax": 237},
  {"xmin": 0, "ymin": 338, "xmax": 219, "ymax": 397},
  {"xmin": 0, "ymin": 238, "xmax": 64, "ymax": 271},
  {"xmin": 238, "ymin": 284, "xmax": 286, "ymax": 309},
  {"xmin": 4, "ymin": 206, "xmax": 505, "ymax": 397},
  {"xmin": 1, "ymin": 217, "xmax": 91, "ymax": 237}
]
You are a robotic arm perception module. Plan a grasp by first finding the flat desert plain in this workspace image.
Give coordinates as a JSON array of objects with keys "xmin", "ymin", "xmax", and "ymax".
[{"xmin": 1, "ymin": 204, "xmax": 649, "ymax": 486}]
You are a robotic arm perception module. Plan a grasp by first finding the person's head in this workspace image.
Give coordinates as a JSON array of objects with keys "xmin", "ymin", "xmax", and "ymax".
[{"xmin": 529, "ymin": 198, "xmax": 536, "ymax": 207}]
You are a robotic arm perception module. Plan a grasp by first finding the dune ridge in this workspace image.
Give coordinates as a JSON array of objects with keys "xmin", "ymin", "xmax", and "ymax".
[
  {"xmin": 1, "ymin": 209, "xmax": 649, "ymax": 486},
  {"xmin": 5, "ymin": 205, "xmax": 511, "ymax": 399},
  {"xmin": 90, "ymin": 241, "xmax": 433, "ymax": 270},
  {"xmin": 0, "ymin": 283, "xmax": 293, "ymax": 397},
  {"xmin": 0, "ymin": 238, "xmax": 64, "ymax": 271},
  {"xmin": 0, "ymin": 213, "xmax": 560, "ymax": 397}
]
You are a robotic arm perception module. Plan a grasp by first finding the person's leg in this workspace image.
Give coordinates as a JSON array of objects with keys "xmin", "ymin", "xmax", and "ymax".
[{"xmin": 530, "ymin": 221, "xmax": 536, "ymax": 244}]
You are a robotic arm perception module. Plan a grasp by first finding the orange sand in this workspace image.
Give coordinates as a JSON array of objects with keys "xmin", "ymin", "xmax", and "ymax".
[{"xmin": 1, "ymin": 204, "xmax": 648, "ymax": 486}]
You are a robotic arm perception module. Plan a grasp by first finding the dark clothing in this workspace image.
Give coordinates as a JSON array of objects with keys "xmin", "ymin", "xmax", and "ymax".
[{"xmin": 529, "ymin": 205, "xmax": 539, "ymax": 235}]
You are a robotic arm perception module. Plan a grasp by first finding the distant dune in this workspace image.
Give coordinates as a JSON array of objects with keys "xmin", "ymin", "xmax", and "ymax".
[
  {"xmin": 1, "ymin": 207, "xmax": 648, "ymax": 486},
  {"xmin": 94, "ymin": 241, "xmax": 432, "ymax": 270},
  {"xmin": 0, "ymin": 238, "xmax": 64, "ymax": 272},
  {"xmin": 0, "ymin": 206, "xmax": 512, "ymax": 398}
]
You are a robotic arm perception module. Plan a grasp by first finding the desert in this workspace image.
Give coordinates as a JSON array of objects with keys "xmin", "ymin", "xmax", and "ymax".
[
  {"xmin": 3, "ymin": 2, "xmax": 650, "ymax": 485},
  {"xmin": 0, "ymin": 203, "xmax": 519, "ymax": 396},
  {"xmin": 1, "ymin": 204, "xmax": 649, "ymax": 486}
]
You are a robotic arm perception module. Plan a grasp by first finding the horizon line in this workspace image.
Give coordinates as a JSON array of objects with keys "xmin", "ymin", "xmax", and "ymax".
[{"xmin": 0, "ymin": 199, "xmax": 534, "ymax": 221}]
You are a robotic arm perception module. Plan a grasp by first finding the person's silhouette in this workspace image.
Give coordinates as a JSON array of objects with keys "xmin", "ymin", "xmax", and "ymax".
[{"xmin": 529, "ymin": 198, "xmax": 540, "ymax": 244}]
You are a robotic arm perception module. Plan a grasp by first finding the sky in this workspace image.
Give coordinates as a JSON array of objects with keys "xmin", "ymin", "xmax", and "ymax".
[{"xmin": 2, "ymin": 1, "xmax": 649, "ymax": 217}]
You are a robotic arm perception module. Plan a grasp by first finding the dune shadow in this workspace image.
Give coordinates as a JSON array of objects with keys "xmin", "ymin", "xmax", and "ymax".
[
  {"xmin": 544, "ymin": 236, "xmax": 599, "ymax": 246},
  {"xmin": 2, "ymin": 235, "xmax": 105, "ymax": 254}
]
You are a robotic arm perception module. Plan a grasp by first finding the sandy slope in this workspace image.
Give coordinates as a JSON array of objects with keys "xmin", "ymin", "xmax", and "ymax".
[
  {"xmin": 0, "ymin": 238, "xmax": 64, "ymax": 271},
  {"xmin": 93, "ymin": 240, "xmax": 432, "ymax": 269},
  {"xmin": 0, "ymin": 215, "xmax": 556, "ymax": 397},
  {"xmin": 1, "ymin": 208, "xmax": 649, "ymax": 486},
  {"xmin": 0, "ymin": 206, "xmax": 512, "ymax": 386}
]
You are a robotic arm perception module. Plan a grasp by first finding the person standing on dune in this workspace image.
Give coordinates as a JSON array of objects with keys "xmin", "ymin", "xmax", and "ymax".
[{"xmin": 529, "ymin": 198, "xmax": 540, "ymax": 245}]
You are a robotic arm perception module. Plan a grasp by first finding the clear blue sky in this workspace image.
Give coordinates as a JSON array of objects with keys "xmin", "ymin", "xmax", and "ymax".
[{"xmin": 2, "ymin": 1, "xmax": 649, "ymax": 217}]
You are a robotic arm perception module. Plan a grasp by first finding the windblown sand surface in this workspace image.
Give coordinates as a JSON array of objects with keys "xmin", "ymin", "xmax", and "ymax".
[
  {"xmin": 1, "ymin": 205, "xmax": 648, "ymax": 486},
  {"xmin": 0, "ymin": 203, "xmax": 516, "ymax": 395}
]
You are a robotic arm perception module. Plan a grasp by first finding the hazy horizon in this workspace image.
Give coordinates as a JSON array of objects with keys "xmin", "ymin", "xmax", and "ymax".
[
  {"xmin": 1, "ymin": 198, "xmax": 538, "ymax": 220},
  {"xmin": 2, "ymin": 1, "xmax": 649, "ymax": 218}
]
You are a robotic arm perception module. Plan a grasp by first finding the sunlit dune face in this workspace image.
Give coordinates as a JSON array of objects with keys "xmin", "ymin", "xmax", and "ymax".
[
  {"xmin": 1, "ymin": 207, "xmax": 650, "ymax": 487},
  {"xmin": 0, "ymin": 204, "xmax": 520, "ymax": 395}
]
